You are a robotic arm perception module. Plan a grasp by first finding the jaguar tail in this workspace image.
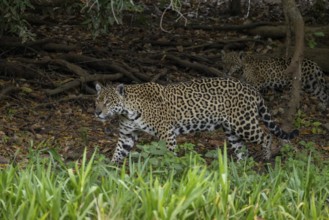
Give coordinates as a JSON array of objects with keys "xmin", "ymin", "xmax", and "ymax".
[{"xmin": 258, "ymin": 99, "xmax": 299, "ymax": 140}]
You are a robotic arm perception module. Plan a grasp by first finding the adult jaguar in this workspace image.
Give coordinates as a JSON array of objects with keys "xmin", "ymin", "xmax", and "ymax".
[
  {"xmin": 221, "ymin": 51, "xmax": 329, "ymax": 106},
  {"xmin": 95, "ymin": 78, "xmax": 298, "ymax": 164}
]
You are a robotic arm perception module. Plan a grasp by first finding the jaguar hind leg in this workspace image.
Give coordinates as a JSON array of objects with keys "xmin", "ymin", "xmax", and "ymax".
[
  {"xmin": 227, "ymin": 118, "xmax": 273, "ymax": 161},
  {"xmin": 246, "ymin": 127, "xmax": 272, "ymax": 161},
  {"xmin": 260, "ymin": 133, "xmax": 272, "ymax": 161}
]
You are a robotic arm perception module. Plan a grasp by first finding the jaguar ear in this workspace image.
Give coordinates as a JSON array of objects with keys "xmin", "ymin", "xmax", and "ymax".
[
  {"xmin": 95, "ymin": 82, "xmax": 102, "ymax": 94},
  {"xmin": 116, "ymin": 84, "xmax": 125, "ymax": 96}
]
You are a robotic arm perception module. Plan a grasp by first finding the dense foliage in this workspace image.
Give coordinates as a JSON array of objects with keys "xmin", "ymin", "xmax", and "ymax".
[
  {"xmin": 0, "ymin": 0, "xmax": 35, "ymax": 42},
  {"xmin": 0, "ymin": 0, "xmax": 143, "ymax": 41}
]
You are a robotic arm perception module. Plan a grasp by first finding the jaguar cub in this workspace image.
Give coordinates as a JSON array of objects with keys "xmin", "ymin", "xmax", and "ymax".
[
  {"xmin": 95, "ymin": 78, "xmax": 298, "ymax": 164},
  {"xmin": 222, "ymin": 51, "xmax": 329, "ymax": 106}
]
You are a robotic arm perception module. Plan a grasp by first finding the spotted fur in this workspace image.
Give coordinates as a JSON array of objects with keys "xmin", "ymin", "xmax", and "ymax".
[
  {"xmin": 95, "ymin": 78, "xmax": 298, "ymax": 163},
  {"xmin": 222, "ymin": 51, "xmax": 329, "ymax": 106}
]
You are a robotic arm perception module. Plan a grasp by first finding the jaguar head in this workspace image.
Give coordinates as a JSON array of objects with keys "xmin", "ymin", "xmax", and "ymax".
[
  {"xmin": 221, "ymin": 50, "xmax": 244, "ymax": 76},
  {"xmin": 94, "ymin": 83, "xmax": 125, "ymax": 120}
]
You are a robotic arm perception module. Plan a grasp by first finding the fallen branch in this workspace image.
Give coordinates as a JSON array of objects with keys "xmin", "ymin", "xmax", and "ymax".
[
  {"xmin": 0, "ymin": 37, "xmax": 53, "ymax": 48},
  {"xmin": 175, "ymin": 21, "xmax": 275, "ymax": 31},
  {"xmin": 13, "ymin": 57, "xmax": 140, "ymax": 95},
  {"xmin": 146, "ymin": 38, "xmax": 262, "ymax": 52},
  {"xmin": 43, "ymin": 43, "xmax": 78, "ymax": 52},
  {"xmin": 0, "ymin": 37, "xmax": 78, "ymax": 53},
  {"xmin": 144, "ymin": 40, "xmax": 192, "ymax": 47},
  {"xmin": 182, "ymin": 54, "xmax": 213, "ymax": 64},
  {"xmin": 56, "ymin": 54, "xmax": 142, "ymax": 82},
  {"xmin": 14, "ymin": 57, "xmax": 88, "ymax": 78},
  {"xmin": 0, "ymin": 85, "xmax": 20, "ymax": 100},
  {"xmin": 0, "ymin": 59, "xmax": 41, "ymax": 79},
  {"xmin": 49, "ymin": 59, "xmax": 90, "ymax": 77},
  {"xmin": 164, "ymin": 54, "xmax": 224, "ymax": 77},
  {"xmin": 246, "ymin": 25, "xmax": 329, "ymax": 39},
  {"xmin": 45, "ymin": 73, "xmax": 123, "ymax": 95}
]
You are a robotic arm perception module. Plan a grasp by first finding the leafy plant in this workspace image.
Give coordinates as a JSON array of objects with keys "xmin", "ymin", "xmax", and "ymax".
[
  {"xmin": 6, "ymin": 108, "xmax": 16, "ymax": 119},
  {"xmin": 280, "ymin": 140, "xmax": 325, "ymax": 169},
  {"xmin": 294, "ymin": 110, "xmax": 325, "ymax": 134},
  {"xmin": 79, "ymin": 127, "xmax": 89, "ymax": 145},
  {"xmin": 306, "ymin": 31, "xmax": 325, "ymax": 48},
  {"xmin": 0, "ymin": 0, "xmax": 35, "ymax": 42},
  {"xmin": 1, "ymin": 142, "xmax": 329, "ymax": 219},
  {"xmin": 0, "ymin": 0, "xmax": 142, "ymax": 41},
  {"xmin": 1, "ymin": 134, "xmax": 10, "ymax": 144},
  {"xmin": 132, "ymin": 141, "xmax": 205, "ymax": 177},
  {"xmin": 80, "ymin": 0, "xmax": 143, "ymax": 37}
]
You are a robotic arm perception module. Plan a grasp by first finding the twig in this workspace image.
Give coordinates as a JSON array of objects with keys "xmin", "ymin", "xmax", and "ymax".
[
  {"xmin": 245, "ymin": 0, "xmax": 251, "ymax": 18},
  {"xmin": 160, "ymin": 0, "xmax": 188, "ymax": 33}
]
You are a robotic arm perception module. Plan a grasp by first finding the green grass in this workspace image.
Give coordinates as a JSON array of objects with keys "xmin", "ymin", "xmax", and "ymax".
[{"xmin": 1, "ymin": 143, "xmax": 329, "ymax": 220}]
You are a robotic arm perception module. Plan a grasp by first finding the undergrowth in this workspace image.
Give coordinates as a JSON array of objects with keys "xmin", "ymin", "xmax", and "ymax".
[{"xmin": 0, "ymin": 142, "xmax": 329, "ymax": 220}]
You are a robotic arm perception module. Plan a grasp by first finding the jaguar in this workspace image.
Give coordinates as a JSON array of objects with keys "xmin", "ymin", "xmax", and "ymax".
[
  {"xmin": 95, "ymin": 78, "xmax": 299, "ymax": 164},
  {"xmin": 221, "ymin": 51, "xmax": 329, "ymax": 106}
]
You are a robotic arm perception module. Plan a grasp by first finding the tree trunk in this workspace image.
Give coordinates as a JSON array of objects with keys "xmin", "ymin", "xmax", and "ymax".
[{"xmin": 281, "ymin": 0, "xmax": 304, "ymax": 130}]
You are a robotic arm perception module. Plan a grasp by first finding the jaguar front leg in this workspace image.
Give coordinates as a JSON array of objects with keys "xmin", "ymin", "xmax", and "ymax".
[
  {"xmin": 158, "ymin": 129, "xmax": 177, "ymax": 154},
  {"xmin": 111, "ymin": 119, "xmax": 138, "ymax": 164},
  {"xmin": 226, "ymin": 133, "xmax": 248, "ymax": 161}
]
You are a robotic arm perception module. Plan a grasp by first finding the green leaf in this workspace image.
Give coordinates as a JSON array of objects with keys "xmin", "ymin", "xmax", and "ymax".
[
  {"xmin": 312, "ymin": 121, "xmax": 322, "ymax": 127},
  {"xmin": 149, "ymin": 148, "xmax": 167, "ymax": 156},
  {"xmin": 314, "ymin": 32, "xmax": 325, "ymax": 37},
  {"xmin": 205, "ymin": 150, "xmax": 219, "ymax": 158}
]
